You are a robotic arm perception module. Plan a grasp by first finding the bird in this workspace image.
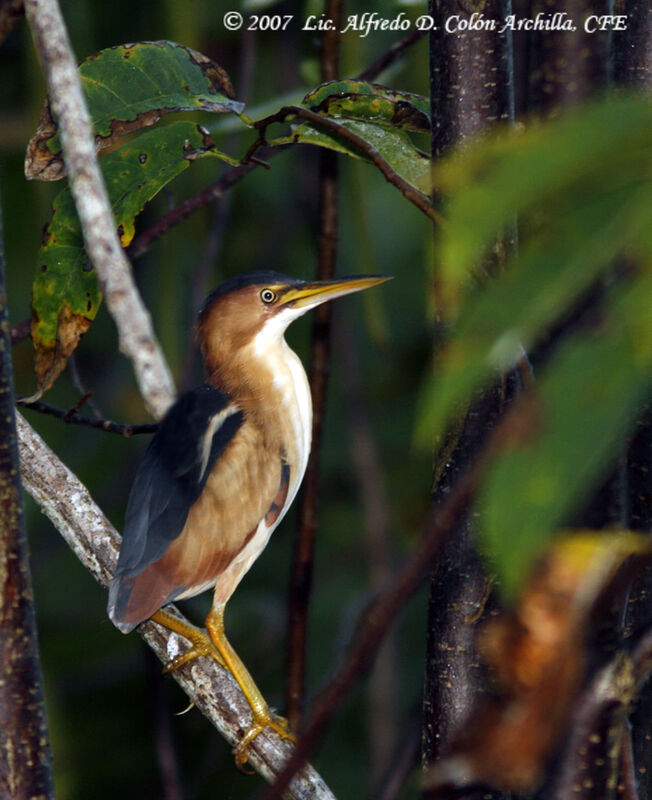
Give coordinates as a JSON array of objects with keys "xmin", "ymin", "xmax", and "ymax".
[{"xmin": 107, "ymin": 270, "xmax": 389, "ymax": 765}]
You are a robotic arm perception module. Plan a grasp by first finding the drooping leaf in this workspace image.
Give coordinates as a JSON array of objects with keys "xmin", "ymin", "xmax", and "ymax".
[
  {"xmin": 26, "ymin": 40, "xmax": 244, "ymax": 181},
  {"xmin": 303, "ymin": 80, "xmax": 430, "ymax": 132},
  {"xmin": 272, "ymin": 117, "xmax": 431, "ymax": 194},
  {"xmin": 31, "ymin": 121, "xmax": 225, "ymax": 394}
]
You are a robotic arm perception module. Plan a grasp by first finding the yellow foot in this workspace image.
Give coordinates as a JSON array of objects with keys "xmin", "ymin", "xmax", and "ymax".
[
  {"xmin": 150, "ymin": 609, "xmax": 225, "ymax": 672},
  {"xmin": 234, "ymin": 710, "xmax": 297, "ymax": 769}
]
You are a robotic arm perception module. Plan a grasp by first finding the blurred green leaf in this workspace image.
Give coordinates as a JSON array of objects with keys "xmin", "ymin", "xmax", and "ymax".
[
  {"xmin": 272, "ymin": 117, "xmax": 430, "ymax": 193},
  {"xmin": 26, "ymin": 40, "xmax": 243, "ymax": 181},
  {"xmin": 435, "ymin": 96, "xmax": 652, "ymax": 316},
  {"xmin": 31, "ymin": 121, "xmax": 227, "ymax": 394},
  {"xmin": 415, "ymin": 94, "xmax": 652, "ymax": 601},
  {"xmin": 479, "ymin": 267, "xmax": 652, "ymax": 600},
  {"xmin": 416, "ymin": 180, "xmax": 652, "ymax": 446},
  {"xmin": 303, "ymin": 80, "xmax": 430, "ymax": 132}
]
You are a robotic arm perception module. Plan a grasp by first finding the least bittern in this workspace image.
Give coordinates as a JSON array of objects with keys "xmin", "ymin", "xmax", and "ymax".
[{"xmin": 108, "ymin": 271, "xmax": 388, "ymax": 765}]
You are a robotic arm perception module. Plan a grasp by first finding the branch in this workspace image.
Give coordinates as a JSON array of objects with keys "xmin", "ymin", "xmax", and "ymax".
[
  {"xmin": 286, "ymin": 0, "xmax": 343, "ymax": 732},
  {"xmin": 0, "ymin": 184, "xmax": 54, "ymax": 800},
  {"xmin": 122, "ymin": 30, "xmax": 429, "ymax": 262},
  {"xmin": 16, "ymin": 413, "xmax": 337, "ymax": 800},
  {"xmin": 261, "ymin": 445, "xmax": 481, "ymax": 800},
  {"xmin": 244, "ymin": 106, "xmax": 444, "ymax": 226},
  {"xmin": 125, "ymin": 151, "xmax": 286, "ymax": 260},
  {"xmin": 24, "ymin": 0, "xmax": 175, "ymax": 419},
  {"xmin": 357, "ymin": 27, "xmax": 427, "ymax": 82},
  {"xmin": 17, "ymin": 397, "xmax": 157, "ymax": 437}
]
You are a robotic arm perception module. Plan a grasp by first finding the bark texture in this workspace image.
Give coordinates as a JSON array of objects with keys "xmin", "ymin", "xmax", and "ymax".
[
  {"xmin": 16, "ymin": 414, "xmax": 336, "ymax": 800},
  {"xmin": 423, "ymin": 0, "xmax": 514, "ymax": 779},
  {"xmin": 0, "ymin": 195, "xmax": 54, "ymax": 800}
]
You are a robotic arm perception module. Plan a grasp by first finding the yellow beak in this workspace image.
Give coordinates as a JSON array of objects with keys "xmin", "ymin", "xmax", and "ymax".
[{"xmin": 281, "ymin": 274, "xmax": 391, "ymax": 309}]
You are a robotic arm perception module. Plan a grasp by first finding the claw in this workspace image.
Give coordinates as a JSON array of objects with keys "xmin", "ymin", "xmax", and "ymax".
[
  {"xmin": 233, "ymin": 710, "xmax": 297, "ymax": 768},
  {"xmin": 151, "ymin": 606, "xmax": 296, "ymax": 769}
]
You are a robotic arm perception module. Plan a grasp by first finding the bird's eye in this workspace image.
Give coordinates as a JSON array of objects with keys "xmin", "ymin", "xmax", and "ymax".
[{"xmin": 260, "ymin": 288, "xmax": 277, "ymax": 304}]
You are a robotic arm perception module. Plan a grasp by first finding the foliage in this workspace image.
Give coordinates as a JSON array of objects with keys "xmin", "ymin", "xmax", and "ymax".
[
  {"xmin": 417, "ymin": 95, "xmax": 652, "ymax": 599},
  {"xmin": 4, "ymin": 3, "xmax": 651, "ymax": 798},
  {"xmin": 27, "ymin": 45, "xmax": 432, "ymax": 399}
]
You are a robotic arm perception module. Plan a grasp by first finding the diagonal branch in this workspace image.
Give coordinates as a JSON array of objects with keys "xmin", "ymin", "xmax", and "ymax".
[
  {"xmin": 244, "ymin": 106, "xmax": 443, "ymax": 226},
  {"xmin": 16, "ymin": 412, "xmax": 337, "ymax": 800},
  {"xmin": 24, "ymin": 0, "xmax": 175, "ymax": 419},
  {"xmin": 124, "ymin": 30, "xmax": 428, "ymax": 262},
  {"xmin": 357, "ymin": 27, "xmax": 427, "ymax": 82}
]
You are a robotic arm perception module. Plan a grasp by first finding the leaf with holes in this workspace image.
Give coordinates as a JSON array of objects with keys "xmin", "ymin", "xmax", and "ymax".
[
  {"xmin": 31, "ymin": 121, "xmax": 225, "ymax": 395},
  {"xmin": 303, "ymin": 80, "xmax": 430, "ymax": 132},
  {"xmin": 26, "ymin": 40, "xmax": 244, "ymax": 181}
]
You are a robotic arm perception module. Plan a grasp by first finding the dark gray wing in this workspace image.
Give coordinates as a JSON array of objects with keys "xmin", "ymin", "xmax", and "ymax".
[{"xmin": 112, "ymin": 383, "xmax": 243, "ymax": 581}]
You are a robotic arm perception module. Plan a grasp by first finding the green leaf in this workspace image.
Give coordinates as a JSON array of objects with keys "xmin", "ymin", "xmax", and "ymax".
[
  {"xmin": 434, "ymin": 96, "xmax": 652, "ymax": 315},
  {"xmin": 272, "ymin": 117, "xmax": 431, "ymax": 194},
  {"xmin": 303, "ymin": 80, "xmax": 430, "ymax": 132},
  {"xmin": 478, "ymin": 269, "xmax": 652, "ymax": 601},
  {"xmin": 26, "ymin": 40, "xmax": 243, "ymax": 181},
  {"xmin": 416, "ymin": 179, "xmax": 652, "ymax": 446},
  {"xmin": 31, "ymin": 121, "xmax": 225, "ymax": 394}
]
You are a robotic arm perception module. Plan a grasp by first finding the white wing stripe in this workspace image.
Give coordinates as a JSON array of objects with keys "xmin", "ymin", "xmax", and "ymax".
[{"xmin": 198, "ymin": 404, "xmax": 240, "ymax": 482}]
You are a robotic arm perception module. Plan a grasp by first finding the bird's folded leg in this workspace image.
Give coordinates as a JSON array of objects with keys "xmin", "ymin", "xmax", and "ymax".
[
  {"xmin": 205, "ymin": 605, "xmax": 297, "ymax": 767},
  {"xmin": 150, "ymin": 608, "xmax": 226, "ymax": 671}
]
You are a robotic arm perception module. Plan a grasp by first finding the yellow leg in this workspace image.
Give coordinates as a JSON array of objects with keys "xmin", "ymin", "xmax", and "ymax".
[
  {"xmin": 151, "ymin": 608, "xmax": 226, "ymax": 671},
  {"xmin": 205, "ymin": 605, "xmax": 296, "ymax": 766},
  {"xmin": 151, "ymin": 606, "xmax": 295, "ymax": 767}
]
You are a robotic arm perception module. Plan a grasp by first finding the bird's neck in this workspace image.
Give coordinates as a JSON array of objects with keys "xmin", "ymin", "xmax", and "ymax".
[{"xmin": 204, "ymin": 327, "xmax": 313, "ymax": 485}]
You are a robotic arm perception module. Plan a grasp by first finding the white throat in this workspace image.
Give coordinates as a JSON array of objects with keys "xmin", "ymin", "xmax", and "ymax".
[{"xmin": 248, "ymin": 312, "xmax": 313, "ymax": 502}]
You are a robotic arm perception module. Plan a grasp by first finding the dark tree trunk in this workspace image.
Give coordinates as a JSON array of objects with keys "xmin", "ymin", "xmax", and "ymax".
[
  {"xmin": 423, "ymin": 0, "xmax": 514, "ymax": 785},
  {"xmin": 527, "ymin": 0, "xmax": 610, "ymax": 114},
  {"xmin": 0, "ymin": 191, "xmax": 54, "ymax": 798}
]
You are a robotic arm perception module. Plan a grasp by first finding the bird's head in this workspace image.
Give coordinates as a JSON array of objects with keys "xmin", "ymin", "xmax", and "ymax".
[{"xmin": 198, "ymin": 270, "xmax": 390, "ymax": 374}]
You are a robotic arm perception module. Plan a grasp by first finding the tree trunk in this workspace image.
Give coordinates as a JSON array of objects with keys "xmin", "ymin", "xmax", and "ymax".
[
  {"xmin": 423, "ymin": 0, "xmax": 514, "ymax": 786},
  {"xmin": 0, "ymin": 188, "xmax": 54, "ymax": 799}
]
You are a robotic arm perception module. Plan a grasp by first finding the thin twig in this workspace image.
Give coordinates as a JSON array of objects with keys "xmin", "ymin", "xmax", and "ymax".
[
  {"xmin": 261, "ymin": 458, "xmax": 479, "ymax": 800},
  {"xmin": 16, "ymin": 397, "xmax": 157, "ymax": 437},
  {"xmin": 261, "ymin": 389, "xmax": 546, "ymax": 800},
  {"xmin": 357, "ymin": 28, "xmax": 427, "ymax": 82},
  {"xmin": 286, "ymin": 0, "xmax": 343, "ymax": 732},
  {"xmin": 121, "ymin": 31, "xmax": 428, "ymax": 263},
  {"xmin": 244, "ymin": 106, "xmax": 443, "ymax": 226},
  {"xmin": 15, "ymin": 412, "xmax": 337, "ymax": 800},
  {"xmin": 127, "ymin": 148, "xmax": 285, "ymax": 260},
  {"xmin": 145, "ymin": 648, "xmax": 184, "ymax": 800},
  {"xmin": 67, "ymin": 353, "xmax": 103, "ymax": 418},
  {"xmin": 24, "ymin": 0, "xmax": 175, "ymax": 419},
  {"xmin": 367, "ymin": 710, "xmax": 421, "ymax": 800},
  {"xmin": 337, "ymin": 321, "xmax": 397, "ymax": 782}
]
